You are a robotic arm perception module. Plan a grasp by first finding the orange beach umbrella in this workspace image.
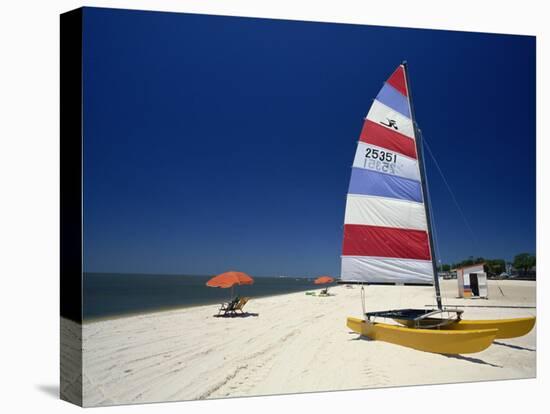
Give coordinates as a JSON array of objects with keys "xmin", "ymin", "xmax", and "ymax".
[
  {"xmin": 206, "ymin": 271, "xmax": 254, "ymax": 289},
  {"xmin": 314, "ymin": 276, "xmax": 335, "ymax": 285}
]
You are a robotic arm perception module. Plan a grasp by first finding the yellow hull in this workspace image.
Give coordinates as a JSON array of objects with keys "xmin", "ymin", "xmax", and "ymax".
[
  {"xmin": 347, "ymin": 317, "xmax": 497, "ymax": 354},
  {"xmin": 446, "ymin": 316, "xmax": 535, "ymax": 339}
]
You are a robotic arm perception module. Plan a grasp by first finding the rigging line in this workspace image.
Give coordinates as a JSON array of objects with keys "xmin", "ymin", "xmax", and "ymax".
[
  {"xmin": 424, "ymin": 157, "xmax": 448, "ymax": 307},
  {"xmin": 360, "ymin": 284, "xmax": 366, "ymax": 316},
  {"xmin": 422, "ymin": 135, "xmax": 481, "ymax": 251},
  {"xmin": 418, "ymin": 128, "xmax": 446, "ymax": 306},
  {"xmin": 422, "ymin": 148, "xmax": 442, "ymax": 262}
]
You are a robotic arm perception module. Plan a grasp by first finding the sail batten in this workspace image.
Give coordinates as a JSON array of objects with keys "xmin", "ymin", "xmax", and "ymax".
[{"xmin": 341, "ymin": 64, "xmax": 434, "ymax": 285}]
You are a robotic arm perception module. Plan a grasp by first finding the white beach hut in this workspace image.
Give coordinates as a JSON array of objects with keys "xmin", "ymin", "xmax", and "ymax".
[{"xmin": 456, "ymin": 263, "xmax": 488, "ymax": 299}]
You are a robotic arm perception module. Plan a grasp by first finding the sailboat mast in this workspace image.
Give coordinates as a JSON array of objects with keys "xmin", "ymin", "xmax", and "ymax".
[{"xmin": 402, "ymin": 61, "xmax": 443, "ymax": 309}]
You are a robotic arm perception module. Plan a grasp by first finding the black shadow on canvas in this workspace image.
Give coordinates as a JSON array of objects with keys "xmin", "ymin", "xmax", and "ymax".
[{"xmin": 60, "ymin": 7, "xmax": 83, "ymax": 407}]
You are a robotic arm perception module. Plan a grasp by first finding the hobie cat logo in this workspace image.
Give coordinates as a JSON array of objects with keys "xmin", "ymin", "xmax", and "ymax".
[{"xmin": 380, "ymin": 118, "xmax": 398, "ymax": 130}]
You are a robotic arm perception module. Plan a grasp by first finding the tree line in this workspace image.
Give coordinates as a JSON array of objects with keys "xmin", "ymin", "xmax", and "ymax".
[{"xmin": 440, "ymin": 253, "xmax": 536, "ymax": 277}]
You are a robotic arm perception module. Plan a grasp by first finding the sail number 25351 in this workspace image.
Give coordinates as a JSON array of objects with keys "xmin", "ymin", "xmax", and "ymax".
[{"xmin": 364, "ymin": 148, "xmax": 397, "ymax": 163}]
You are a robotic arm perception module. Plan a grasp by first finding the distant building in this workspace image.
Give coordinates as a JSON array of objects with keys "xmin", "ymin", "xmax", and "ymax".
[{"xmin": 454, "ymin": 263, "xmax": 488, "ymax": 299}]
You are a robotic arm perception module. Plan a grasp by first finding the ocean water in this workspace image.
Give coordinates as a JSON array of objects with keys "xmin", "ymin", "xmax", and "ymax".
[{"xmin": 83, "ymin": 273, "xmax": 321, "ymax": 321}]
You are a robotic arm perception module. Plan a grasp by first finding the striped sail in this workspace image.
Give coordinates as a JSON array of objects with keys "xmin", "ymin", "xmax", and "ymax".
[{"xmin": 341, "ymin": 64, "xmax": 435, "ymax": 284}]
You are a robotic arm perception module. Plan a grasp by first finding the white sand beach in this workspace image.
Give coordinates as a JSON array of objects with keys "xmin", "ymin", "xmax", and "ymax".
[{"xmin": 68, "ymin": 280, "xmax": 535, "ymax": 407}]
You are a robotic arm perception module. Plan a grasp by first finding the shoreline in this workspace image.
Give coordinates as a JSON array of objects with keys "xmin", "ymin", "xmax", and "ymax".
[
  {"xmin": 83, "ymin": 285, "xmax": 324, "ymax": 324},
  {"xmin": 83, "ymin": 276, "xmax": 537, "ymax": 323}
]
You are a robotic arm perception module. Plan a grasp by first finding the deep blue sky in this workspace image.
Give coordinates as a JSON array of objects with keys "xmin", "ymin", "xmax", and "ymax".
[{"xmin": 82, "ymin": 7, "xmax": 535, "ymax": 276}]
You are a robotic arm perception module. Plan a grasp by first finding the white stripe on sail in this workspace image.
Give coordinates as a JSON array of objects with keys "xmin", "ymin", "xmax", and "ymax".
[
  {"xmin": 341, "ymin": 256, "xmax": 434, "ymax": 284},
  {"xmin": 353, "ymin": 142, "xmax": 420, "ymax": 182},
  {"xmin": 366, "ymin": 99, "xmax": 415, "ymax": 139},
  {"xmin": 344, "ymin": 194, "xmax": 428, "ymax": 231}
]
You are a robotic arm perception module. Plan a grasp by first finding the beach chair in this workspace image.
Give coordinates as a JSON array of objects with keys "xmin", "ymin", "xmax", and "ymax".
[
  {"xmin": 218, "ymin": 297, "xmax": 239, "ymax": 316},
  {"xmin": 217, "ymin": 297, "xmax": 250, "ymax": 316},
  {"xmin": 232, "ymin": 297, "xmax": 250, "ymax": 314}
]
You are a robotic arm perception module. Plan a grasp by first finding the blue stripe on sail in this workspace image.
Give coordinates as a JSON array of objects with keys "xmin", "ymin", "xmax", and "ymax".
[
  {"xmin": 348, "ymin": 167, "xmax": 422, "ymax": 203},
  {"xmin": 376, "ymin": 83, "xmax": 411, "ymax": 119}
]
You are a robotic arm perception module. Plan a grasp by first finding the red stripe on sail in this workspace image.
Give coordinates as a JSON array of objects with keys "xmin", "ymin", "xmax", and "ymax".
[
  {"xmin": 359, "ymin": 120, "xmax": 417, "ymax": 159},
  {"xmin": 387, "ymin": 66, "xmax": 408, "ymax": 96},
  {"xmin": 342, "ymin": 224, "xmax": 431, "ymax": 260}
]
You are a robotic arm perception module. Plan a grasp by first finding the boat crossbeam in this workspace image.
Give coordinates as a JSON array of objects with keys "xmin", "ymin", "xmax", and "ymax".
[{"xmin": 366, "ymin": 308, "xmax": 464, "ymax": 329}]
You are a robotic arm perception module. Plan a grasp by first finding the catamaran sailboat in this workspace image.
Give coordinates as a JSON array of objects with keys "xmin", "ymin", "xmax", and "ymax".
[{"xmin": 341, "ymin": 62, "xmax": 535, "ymax": 354}]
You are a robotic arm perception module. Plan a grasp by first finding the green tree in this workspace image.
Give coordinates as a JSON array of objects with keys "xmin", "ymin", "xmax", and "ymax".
[
  {"xmin": 457, "ymin": 258, "xmax": 474, "ymax": 268},
  {"xmin": 441, "ymin": 264, "xmax": 451, "ymax": 272},
  {"xmin": 513, "ymin": 253, "xmax": 536, "ymax": 275},
  {"xmin": 494, "ymin": 259, "xmax": 505, "ymax": 274},
  {"xmin": 484, "ymin": 259, "xmax": 505, "ymax": 276}
]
